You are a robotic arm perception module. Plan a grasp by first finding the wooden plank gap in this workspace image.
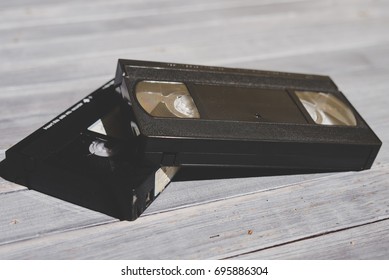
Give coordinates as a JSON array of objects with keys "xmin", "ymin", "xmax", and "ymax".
[
  {"xmin": 0, "ymin": 218, "xmax": 118, "ymax": 247},
  {"xmin": 224, "ymin": 216, "xmax": 389, "ymax": 259},
  {"xmin": 0, "ymin": 188, "xmax": 27, "ymax": 196}
]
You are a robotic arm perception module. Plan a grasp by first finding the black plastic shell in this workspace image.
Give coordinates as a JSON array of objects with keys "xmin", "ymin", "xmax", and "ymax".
[
  {"xmin": 115, "ymin": 59, "xmax": 381, "ymax": 171},
  {"xmin": 0, "ymin": 81, "xmax": 160, "ymax": 221}
]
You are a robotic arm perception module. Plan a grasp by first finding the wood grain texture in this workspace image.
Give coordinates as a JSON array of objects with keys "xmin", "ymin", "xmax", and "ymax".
[
  {"xmin": 232, "ymin": 219, "xmax": 389, "ymax": 259},
  {"xmin": 0, "ymin": 0, "xmax": 388, "ymax": 259},
  {"xmin": 0, "ymin": 191, "xmax": 115, "ymax": 246},
  {"xmin": 144, "ymin": 173, "xmax": 334, "ymax": 215},
  {"xmin": 1, "ymin": 1, "xmax": 388, "ymax": 85},
  {"xmin": 0, "ymin": 164, "xmax": 388, "ymax": 259},
  {"xmin": 0, "ymin": 179, "xmax": 26, "ymax": 195},
  {"xmin": 0, "ymin": 151, "xmax": 26, "ymax": 194}
]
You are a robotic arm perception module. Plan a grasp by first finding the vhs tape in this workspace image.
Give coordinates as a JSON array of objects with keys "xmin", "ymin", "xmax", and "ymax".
[
  {"xmin": 115, "ymin": 59, "xmax": 381, "ymax": 172},
  {"xmin": 0, "ymin": 80, "xmax": 177, "ymax": 220},
  {"xmin": 0, "ymin": 60, "xmax": 382, "ymax": 221}
]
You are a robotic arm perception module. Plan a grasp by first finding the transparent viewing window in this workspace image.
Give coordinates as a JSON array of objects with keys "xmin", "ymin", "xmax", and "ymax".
[
  {"xmin": 135, "ymin": 81, "xmax": 200, "ymax": 119},
  {"xmin": 295, "ymin": 91, "xmax": 357, "ymax": 126}
]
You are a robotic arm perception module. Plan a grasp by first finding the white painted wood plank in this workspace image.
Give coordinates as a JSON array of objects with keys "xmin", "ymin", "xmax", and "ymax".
[
  {"xmin": 0, "ymin": 190, "xmax": 116, "ymax": 246},
  {"xmin": 232, "ymin": 219, "xmax": 389, "ymax": 259},
  {"xmin": 0, "ymin": 164, "xmax": 387, "ymax": 259},
  {"xmin": 0, "ymin": 151, "xmax": 25, "ymax": 194},
  {"xmin": 0, "ymin": 0, "xmax": 305, "ymax": 29},
  {"xmin": 0, "ymin": 1, "xmax": 302, "ymax": 49},
  {"xmin": 0, "ymin": 0, "xmax": 133, "ymax": 9},
  {"xmin": 144, "ymin": 173, "xmax": 334, "ymax": 215},
  {"xmin": 1, "ymin": 0, "xmax": 385, "ymax": 45},
  {"xmin": 1, "ymin": 0, "xmax": 388, "ymax": 75},
  {"xmin": 0, "ymin": 179, "xmax": 26, "ymax": 195},
  {"xmin": 0, "ymin": 76, "xmax": 113, "ymax": 155},
  {"xmin": 2, "ymin": 13, "xmax": 389, "ymax": 77}
]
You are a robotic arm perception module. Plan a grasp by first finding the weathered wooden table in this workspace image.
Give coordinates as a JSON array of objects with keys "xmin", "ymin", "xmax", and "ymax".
[{"xmin": 0, "ymin": 0, "xmax": 388, "ymax": 259}]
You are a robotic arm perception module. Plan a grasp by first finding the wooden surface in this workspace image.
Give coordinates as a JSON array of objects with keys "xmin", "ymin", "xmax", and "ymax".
[{"xmin": 0, "ymin": 0, "xmax": 388, "ymax": 259}]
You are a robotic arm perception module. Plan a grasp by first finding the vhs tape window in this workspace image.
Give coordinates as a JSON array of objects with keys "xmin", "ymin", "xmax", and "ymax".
[
  {"xmin": 135, "ymin": 80, "xmax": 200, "ymax": 119},
  {"xmin": 295, "ymin": 91, "xmax": 357, "ymax": 126}
]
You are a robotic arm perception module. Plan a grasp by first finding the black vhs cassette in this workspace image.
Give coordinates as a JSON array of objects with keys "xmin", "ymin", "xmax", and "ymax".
[
  {"xmin": 115, "ymin": 59, "xmax": 381, "ymax": 172},
  {"xmin": 0, "ymin": 80, "xmax": 177, "ymax": 220}
]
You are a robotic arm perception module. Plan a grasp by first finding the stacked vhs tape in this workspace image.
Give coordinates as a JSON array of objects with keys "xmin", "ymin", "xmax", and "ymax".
[{"xmin": 0, "ymin": 60, "xmax": 381, "ymax": 220}]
